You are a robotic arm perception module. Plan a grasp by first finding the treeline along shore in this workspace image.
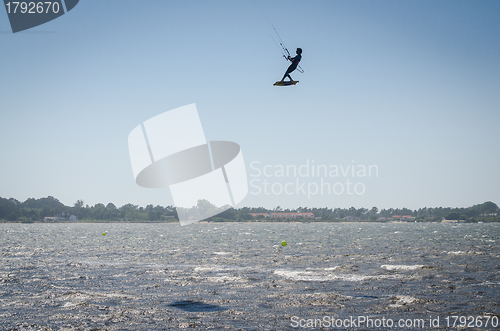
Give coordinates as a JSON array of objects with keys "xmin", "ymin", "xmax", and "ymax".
[{"xmin": 0, "ymin": 196, "xmax": 499, "ymax": 223}]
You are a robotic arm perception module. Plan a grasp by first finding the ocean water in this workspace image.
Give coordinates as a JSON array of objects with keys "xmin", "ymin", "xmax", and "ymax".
[{"xmin": 0, "ymin": 222, "xmax": 499, "ymax": 330}]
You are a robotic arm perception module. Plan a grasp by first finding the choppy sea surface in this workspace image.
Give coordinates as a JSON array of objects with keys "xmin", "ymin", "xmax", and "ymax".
[{"xmin": 1, "ymin": 222, "xmax": 499, "ymax": 330}]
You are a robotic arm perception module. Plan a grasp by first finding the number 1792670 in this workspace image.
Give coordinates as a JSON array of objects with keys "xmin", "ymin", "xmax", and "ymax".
[
  {"xmin": 5, "ymin": 2, "xmax": 60, "ymax": 14},
  {"xmin": 445, "ymin": 315, "xmax": 499, "ymax": 328}
]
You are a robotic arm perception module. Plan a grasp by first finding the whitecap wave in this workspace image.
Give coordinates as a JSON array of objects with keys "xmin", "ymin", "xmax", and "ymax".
[
  {"xmin": 381, "ymin": 264, "xmax": 426, "ymax": 271},
  {"xmin": 388, "ymin": 295, "xmax": 418, "ymax": 307},
  {"xmin": 274, "ymin": 269, "xmax": 416, "ymax": 282}
]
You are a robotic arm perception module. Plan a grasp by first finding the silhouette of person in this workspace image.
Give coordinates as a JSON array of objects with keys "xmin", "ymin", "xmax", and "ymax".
[{"xmin": 281, "ymin": 48, "xmax": 302, "ymax": 82}]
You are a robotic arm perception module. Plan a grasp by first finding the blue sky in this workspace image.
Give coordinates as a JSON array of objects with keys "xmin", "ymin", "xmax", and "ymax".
[{"xmin": 1, "ymin": 0, "xmax": 499, "ymax": 210}]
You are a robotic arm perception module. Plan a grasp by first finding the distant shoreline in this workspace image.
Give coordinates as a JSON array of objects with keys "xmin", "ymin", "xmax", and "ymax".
[
  {"xmin": 1, "ymin": 196, "xmax": 498, "ymax": 223},
  {"xmin": 1, "ymin": 220, "xmax": 494, "ymax": 224}
]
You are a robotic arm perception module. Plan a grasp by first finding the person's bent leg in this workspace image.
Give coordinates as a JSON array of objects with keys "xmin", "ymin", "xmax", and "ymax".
[
  {"xmin": 287, "ymin": 67, "xmax": 296, "ymax": 81},
  {"xmin": 282, "ymin": 68, "xmax": 293, "ymax": 81}
]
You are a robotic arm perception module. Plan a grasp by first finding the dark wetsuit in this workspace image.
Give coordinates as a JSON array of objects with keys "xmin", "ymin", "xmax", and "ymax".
[{"xmin": 282, "ymin": 54, "xmax": 302, "ymax": 81}]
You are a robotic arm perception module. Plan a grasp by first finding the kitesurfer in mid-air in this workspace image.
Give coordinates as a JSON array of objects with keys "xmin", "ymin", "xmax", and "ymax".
[{"xmin": 280, "ymin": 48, "xmax": 302, "ymax": 82}]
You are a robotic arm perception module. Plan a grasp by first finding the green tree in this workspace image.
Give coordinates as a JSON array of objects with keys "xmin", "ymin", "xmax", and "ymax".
[{"xmin": 445, "ymin": 212, "xmax": 461, "ymax": 220}]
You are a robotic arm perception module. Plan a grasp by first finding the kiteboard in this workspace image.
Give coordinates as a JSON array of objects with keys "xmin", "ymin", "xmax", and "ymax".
[{"xmin": 273, "ymin": 80, "xmax": 298, "ymax": 86}]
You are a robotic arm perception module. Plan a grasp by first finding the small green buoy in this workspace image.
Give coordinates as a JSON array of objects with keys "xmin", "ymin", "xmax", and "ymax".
[
  {"xmin": 102, "ymin": 232, "xmax": 107, "ymax": 236},
  {"xmin": 281, "ymin": 240, "xmax": 287, "ymax": 247}
]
